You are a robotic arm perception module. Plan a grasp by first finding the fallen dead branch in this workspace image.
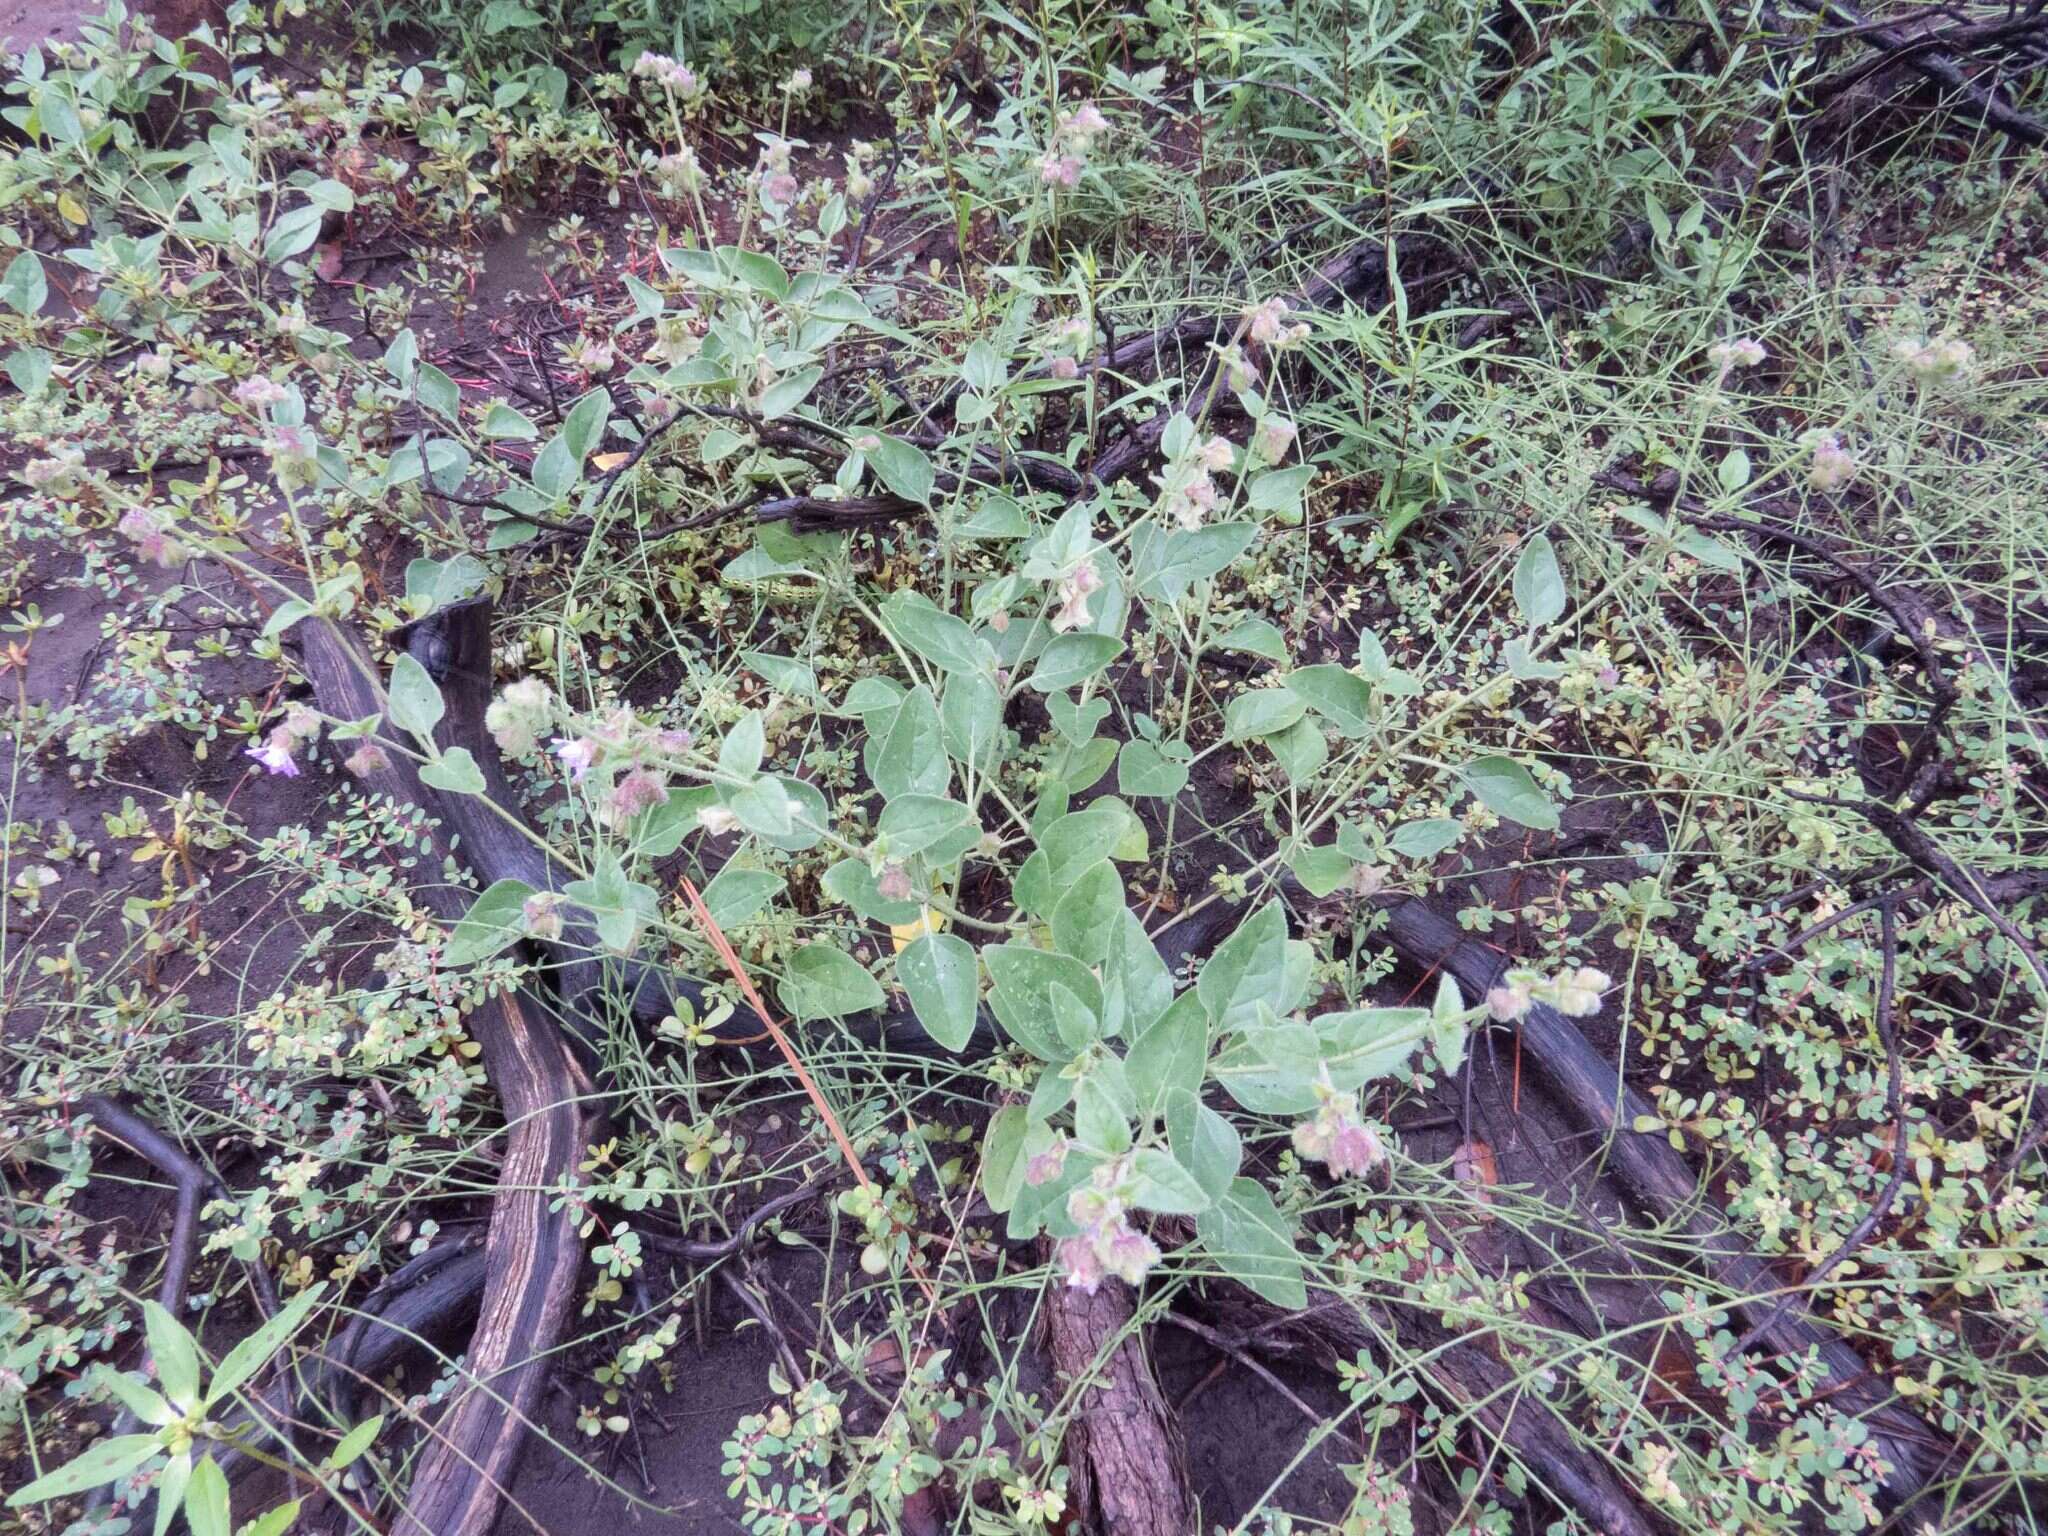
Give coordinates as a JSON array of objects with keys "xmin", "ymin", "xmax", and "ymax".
[
  {"xmin": 1039, "ymin": 1254, "xmax": 1192, "ymax": 1536},
  {"xmin": 1789, "ymin": 0, "xmax": 2048, "ymax": 147},
  {"xmin": 1223, "ymin": 1281, "xmax": 1662, "ymax": 1536},
  {"xmin": 1732, "ymin": 900, "xmax": 1910, "ymax": 1354},
  {"xmin": 299, "ymin": 616, "xmax": 589, "ymax": 1536},
  {"xmin": 1377, "ymin": 897, "xmax": 1948, "ymax": 1506}
]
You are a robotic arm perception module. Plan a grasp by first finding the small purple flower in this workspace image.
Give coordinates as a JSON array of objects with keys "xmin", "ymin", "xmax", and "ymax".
[
  {"xmin": 248, "ymin": 733, "xmax": 301, "ymax": 777},
  {"xmin": 553, "ymin": 737, "xmax": 598, "ymax": 781}
]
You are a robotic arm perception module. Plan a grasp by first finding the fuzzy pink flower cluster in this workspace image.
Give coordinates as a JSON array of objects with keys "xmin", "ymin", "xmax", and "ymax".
[
  {"xmin": 653, "ymin": 147, "xmax": 703, "ymax": 200},
  {"xmin": 1050, "ymin": 557, "xmax": 1103, "ymax": 633},
  {"xmin": 1152, "ymin": 434, "xmax": 1236, "ymax": 530},
  {"xmin": 24, "ymin": 444, "xmax": 85, "ymax": 499},
  {"xmin": 118, "ymin": 505, "xmax": 187, "ymax": 568},
  {"xmin": 233, "ymin": 374, "xmax": 289, "ymax": 410},
  {"xmin": 525, "ymin": 692, "xmax": 693, "ymax": 826},
  {"xmin": 632, "ymin": 51, "xmax": 704, "ymax": 100},
  {"xmin": 1707, "ymin": 336, "xmax": 1766, "ymax": 380},
  {"xmin": 1485, "ymin": 965, "xmax": 1611, "ymax": 1022},
  {"xmin": 1056, "ymin": 1159, "xmax": 1160, "ymax": 1294},
  {"xmin": 1252, "ymin": 415, "xmax": 1297, "ymax": 467},
  {"xmin": 521, "ymin": 890, "xmax": 565, "ymax": 941},
  {"xmin": 1806, "ymin": 431, "xmax": 1856, "ymax": 493},
  {"xmin": 1894, "ymin": 334, "xmax": 1974, "ymax": 383},
  {"xmin": 1043, "ymin": 313, "xmax": 1090, "ymax": 380},
  {"xmin": 1246, "ymin": 296, "xmax": 1310, "ymax": 349},
  {"xmin": 1038, "ymin": 99, "xmax": 1109, "ymax": 190},
  {"xmin": 267, "ymin": 423, "xmax": 319, "ymax": 491},
  {"xmin": 756, "ymin": 136, "xmax": 800, "ymax": 209},
  {"xmin": 1291, "ymin": 1071, "xmax": 1385, "ymax": 1179}
]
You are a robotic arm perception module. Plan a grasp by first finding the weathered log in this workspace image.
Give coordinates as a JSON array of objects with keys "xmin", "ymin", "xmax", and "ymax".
[
  {"xmin": 1039, "ymin": 1252, "xmax": 1192, "ymax": 1536},
  {"xmin": 300, "ymin": 616, "xmax": 588, "ymax": 1536},
  {"xmin": 1377, "ymin": 897, "xmax": 1948, "ymax": 1506},
  {"xmin": 1228, "ymin": 1283, "xmax": 1664, "ymax": 1536}
]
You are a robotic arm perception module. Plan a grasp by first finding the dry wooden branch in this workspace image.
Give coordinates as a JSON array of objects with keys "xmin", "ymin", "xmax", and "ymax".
[
  {"xmin": 300, "ymin": 616, "xmax": 590, "ymax": 1536},
  {"xmin": 1039, "ymin": 1253, "xmax": 1192, "ymax": 1536},
  {"xmin": 1377, "ymin": 898, "xmax": 1949, "ymax": 1507},
  {"xmin": 1225, "ymin": 1283, "xmax": 1662, "ymax": 1536},
  {"xmin": 1732, "ymin": 900, "xmax": 1911, "ymax": 1354},
  {"xmin": 1791, "ymin": 0, "xmax": 2048, "ymax": 146}
]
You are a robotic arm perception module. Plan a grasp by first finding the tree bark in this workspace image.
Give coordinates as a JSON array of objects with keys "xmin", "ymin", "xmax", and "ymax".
[{"xmin": 1039, "ymin": 1257, "xmax": 1191, "ymax": 1536}]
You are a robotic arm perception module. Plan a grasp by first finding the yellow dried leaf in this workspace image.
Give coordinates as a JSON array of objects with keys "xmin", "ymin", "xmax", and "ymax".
[{"xmin": 889, "ymin": 906, "xmax": 945, "ymax": 953}]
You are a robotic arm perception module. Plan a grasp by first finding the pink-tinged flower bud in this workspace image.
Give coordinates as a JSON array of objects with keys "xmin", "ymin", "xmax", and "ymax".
[
  {"xmin": 25, "ymin": 445, "xmax": 85, "ymax": 499},
  {"xmin": 1056, "ymin": 1235, "xmax": 1104, "ymax": 1294},
  {"xmin": 1707, "ymin": 337, "xmax": 1767, "ymax": 375},
  {"xmin": 1050, "ymin": 559, "xmax": 1103, "ymax": 634},
  {"xmin": 1291, "ymin": 1117, "xmax": 1332, "ymax": 1164},
  {"xmin": 1544, "ymin": 966, "xmax": 1610, "ymax": 1017},
  {"xmin": 610, "ymin": 768, "xmax": 670, "ymax": 822},
  {"xmin": 761, "ymin": 171, "xmax": 800, "ymax": 206},
  {"xmin": 876, "ymin": 861, "xmax": 913, "ymax": 902},
  {"xmin": 1066, "ymin": 1184, "xmax": 1114, "ymax": 1231},
  {"xmin": 1048, "ymin": 355, "xmax": 1079, "ymax": 380},
  {"xmin": 233, "ymin": 375, "xmax": 289, "ymax": 409},
  {"xmin": 1324, "ymin": 1120, "xmax": 1384, "ymax": 1179},
  {"xmin": 1198, "ymin": 435, "xmax": 1236, "ymax": 473},
  {"xmin": 1099, "ymin": 1221, "xmax": 1160, "ymax": 1286},
  {"xmin": 118, "ymin": 506, "xmax": 186, "ymax": 567},
  {"xmin": 267, "ymin": 423, "xmax": 316, "ymax": 462},
  {"xmin": 1038, "ymin": 153, "xmax": 1083, "ymax": 188},
  {"xmin": 344, "ymin": 740, "xmax": 390, "ymax": 778},
  {"xmin": 553, "ymin": 737, "xmax": 598, "ymax": 781},
  {"xmin": 521, "ymin": 891, "xmax": 565, "ymax": 941},
  {"xmin": 1486, "ymin": 980, "xmax": 1532, "ymax": 1022},
  {"xmin": 1253, "ymin": 416, "xmax": 1297, "ymax": 466},
  {"xmin": 1807, "ymin": 432, "xmax": 1857, "ymax": 492},
  {"xmin": 1246, "ymin": 296, "xmax": 1292, "ymax": 346},
  {"xmin": 1023, "ymin": 1137, "xmax": 1069, "ymax": 1187},
  {"xmin": 1060, "ymin": 102, "xmax": 1108, "ymax": 144}
]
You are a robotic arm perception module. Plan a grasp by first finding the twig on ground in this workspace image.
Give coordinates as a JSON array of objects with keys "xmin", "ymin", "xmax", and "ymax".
[
  {"xmin": 1733, "ymin": 900, "xmax": 1912, "ymax": 1353},
  {"xmin": 1158, "ymin": 1312, "xmax": 1324, "ymax": 1424}
]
